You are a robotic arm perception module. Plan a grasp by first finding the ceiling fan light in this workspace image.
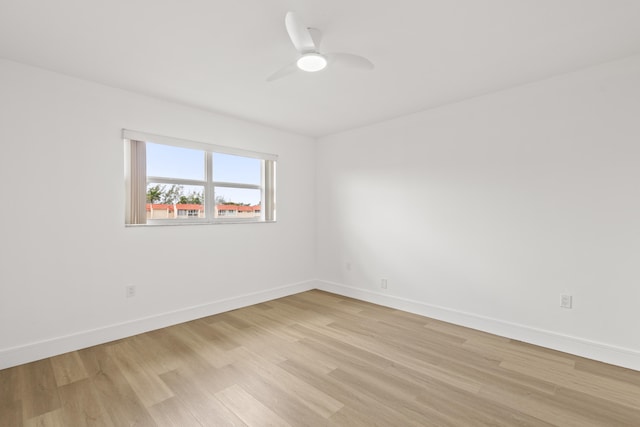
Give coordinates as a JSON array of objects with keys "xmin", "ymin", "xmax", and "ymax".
[{"xmin": 296, "ymin": 53, "xmax": 327, "ymax": 72}]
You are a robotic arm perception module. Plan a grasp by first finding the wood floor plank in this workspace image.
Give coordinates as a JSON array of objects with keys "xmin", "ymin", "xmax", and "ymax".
[
  {"xmin": 232, "ymin": 346, "xmax": 343, "ymax": 418},
  {"xmin": 414, "ymin": 373, "xmax": 555, "ymax": 427},
  {"xmin": 215, "ymin": 384, "xmax": 291, "ymax": 427},
  {"xmin": 0, "ymin": 364, "xmax": 22, "ymax": 403},
  {"xmin": 0, "ymin": 400, "xmax": 23, "ymax": 427},
  {"xmin": 479, "ymin": 381, "xmax": 612, "ymax": 427},
  {"xmin": 76, "ymin": 345, "xmax": 156, "ymax": 426},
  {"xmin": 227, "ymin": 306, "xmax": 302, "ymax": 343},
  {"xmin": 126, "ymin": 330, "xmax": 186, "ymax": 376},
  {"xmin": 148, "ymin": 396, "xmax": 203, "ymax": 426},
  {"xmin": 3, "ymin": 289, "xmax": 640, "ymax": 426},
  {"xmin": 553, "ymin": 386, "xmax": 640, "ymax": 426},
  {"xmin": 426, "ymin": 317, "xmax": 512, "ymax": 344},
  {"xmin": 57, "ymin": 378, "xmax": 114, "ymax": 427},
  {"xmin": 24, "ymin": 408, "xmax": 66, "ymax": 427},
  {"xmin": 225, "ymin": 363, "xmax": 330, "ymax": 427},
  {"xmin": 18, "ymin": 359, "xmax": 61, "ymax": 420},
  {"xmin": 292, "ymin": 324, "xmax": 395, "ymax": 370},
  {"xmin": 574, "ymin": 357, "xmax": 640, "ymax": 387},
  {"xmin": 329, "ymin": 317, "xmax": 484, "ymax": 369},
  {"xmin": 208, "ymin": 320, "xmax": 291, "ymax": 364},
  {"xmin": 268, "ymin": 299, "xmax": 335, "ymax": 326},
  {"xmin": 166, "ymin": 322, "xmax": 240, "ymax": 369},
  {"xmin": 202, "ymin": 310, "xmax": 254, "ymax": 330},
  {"xmin": 500, "ymin": 358, "xmax": 640, "ymax": 409},
  {"xmin": 328, "ymin": 365, "xmax": 445, "ymax": 424},
  {"xmin": 279, "ymin": 357, "xmax": 440, "ymax": 427},
  {"xmin": 296, "ymin": 323, "xmax": 484, "ymax": 394},
  {"xmin": 465, "ymin": 338, "xmax": 576, "ymax": 369},
  {"xmin": 158, "ymin": 368, "xmax": 247, "ymax": 426},
  {"xmin": 329, "ymin": 405, "xmax": 429, "ymax": 427},
  {"xmin": 190, "ymin": 318, "xmax": 242, "ymax": 349},
  {"xmin": 50, "ymin": 351, "xmax": 88, "ymax": 387},
  {"xmin": 160, "ymin": 361, "xmax": 240, "ymax": 398},
  {"xmin": 106, "ymin": 341, "xmax": 174, "ymax": 408},
  {"xmin": 0, "ymin": 367, "xmax": 23, "ymax": 427},
  {"xmin": 148, "ymin": 325, "xmax": 221, "ymax": 375}
]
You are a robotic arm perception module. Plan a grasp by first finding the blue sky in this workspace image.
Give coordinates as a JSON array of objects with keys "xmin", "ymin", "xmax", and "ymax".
[{"xmin": 146, "ymin": 142, "xmax": 262, "ymax": 205}]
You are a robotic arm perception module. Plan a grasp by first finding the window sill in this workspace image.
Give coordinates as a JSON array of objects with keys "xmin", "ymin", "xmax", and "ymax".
[{"xmin": 126, "ymin": 220, "xmax": 276, "ymax": 227}]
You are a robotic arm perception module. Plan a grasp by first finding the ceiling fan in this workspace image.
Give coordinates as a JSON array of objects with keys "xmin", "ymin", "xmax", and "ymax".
[{"xmin": 267, "ymin": 11, "xmax": 374, "ymax": 82}]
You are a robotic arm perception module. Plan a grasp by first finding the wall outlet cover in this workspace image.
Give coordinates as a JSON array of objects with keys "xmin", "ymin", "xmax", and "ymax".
[{"xmin": 560, "ymin": 294, "xmax": 572, "ymax": 309}]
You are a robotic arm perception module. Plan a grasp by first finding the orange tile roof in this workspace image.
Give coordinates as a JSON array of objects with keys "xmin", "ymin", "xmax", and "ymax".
[
  {"xmin": 217, "ymin": 204, "xmax": 260, "ymax": 212},
  {"xmin": 147, "ymin": 204, "xmax": 260, "ymax": 212},
  {"xmin": 176, "ymin": 204, "xmax": 204, "ymax": 210},
  {"xmin": 146, "ymin": 203, "xmax": 174, "ymax": 211}
]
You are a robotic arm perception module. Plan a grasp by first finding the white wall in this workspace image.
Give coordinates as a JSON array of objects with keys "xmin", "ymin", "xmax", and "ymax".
[
  {"xmin": 316, "ymin": 55, "xmax": 640, "ymax": 370},
  {"xmin": 0, "ymin": 59, "xmax": 316, "ymax": 369},
  {"xmin": 3, "ymin": 53, "xmax": 640, "ymax": 371}
]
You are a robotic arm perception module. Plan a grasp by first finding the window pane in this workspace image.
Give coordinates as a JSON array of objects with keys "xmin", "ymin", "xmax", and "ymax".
[
  {"xmin": 214, "ymin": 187, "xmax": 261, "ymax": 218},
  {"xmin": 147, "ymin": 184, "xmax": 205, "ymax": 219},
  {"xmin": 147, "ymin": 142, "xmax": 204, "ymax": 180},
  {"xmin": 213, "ymin": 153, "xmax": 260, "ymax": 185}
]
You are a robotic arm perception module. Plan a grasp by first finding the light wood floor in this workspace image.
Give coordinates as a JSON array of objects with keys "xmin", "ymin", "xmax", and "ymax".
[{"xmin": 2, "ymin": 290, "xmax": 640, "ymax": 426}]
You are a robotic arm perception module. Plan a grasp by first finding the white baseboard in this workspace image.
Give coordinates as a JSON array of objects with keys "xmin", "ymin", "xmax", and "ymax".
[
  {"xmin": 316, "ymin": 280, "xmax": 640, "ymax": 372},
  {"xmin": 5, "ymin": 279, "xmax": 640, "ymax": 372},
  {"xmin": 0, "ymin": 280, "xmax": 315, "ymax": 370}
]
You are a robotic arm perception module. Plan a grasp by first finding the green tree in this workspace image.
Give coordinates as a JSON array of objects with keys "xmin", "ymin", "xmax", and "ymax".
[
  {"xmin": 189, "ymin": 191, "xmax": 202, "ymax": 204},
  {"xmin": 161, "ymin": 185, "xmax": 183, "ymax": 205},
  {"xmin": 146, "ymin": 184, "xmax": 164, "ymax": 204},
  {"xmin": 179, "ymin": 191, "xmax": 203, "ymax": 205}
]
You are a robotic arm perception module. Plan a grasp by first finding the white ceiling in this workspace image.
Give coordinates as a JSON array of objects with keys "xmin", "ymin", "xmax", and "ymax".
[{"xmin": 1, "ymin": 0, "xmax": 640, "ymax": 137}]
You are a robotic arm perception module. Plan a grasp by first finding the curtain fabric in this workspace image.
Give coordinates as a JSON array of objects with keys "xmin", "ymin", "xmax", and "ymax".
[
  {"xmin": 126, "ymin": 139, "xmax": 146, "ymax": 224},
  {"xmin": 264, "ymin": 160, "xmax": 276, "ymax": 222}
]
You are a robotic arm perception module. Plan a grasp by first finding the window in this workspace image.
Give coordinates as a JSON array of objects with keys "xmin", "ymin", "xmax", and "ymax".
[
  {"xmin": 177, "ymin": 209, "xmax": 200, "ymax": 217},
  {"xmin": 124, "ymin": 130, "xmax": 276, "ymax": 225}
]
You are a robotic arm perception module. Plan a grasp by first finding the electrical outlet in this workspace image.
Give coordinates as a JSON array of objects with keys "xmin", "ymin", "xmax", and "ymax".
[
  {"xmin": 126, "ymin": 285, "xmax": 136, "ymax": 298},
  {"xmin": 560, "ymin": 294, "xmax": 572, "ymax": 309},
  {"xmin": 380, "ymin": 278, "xmax": 388, "ymax": 289}
]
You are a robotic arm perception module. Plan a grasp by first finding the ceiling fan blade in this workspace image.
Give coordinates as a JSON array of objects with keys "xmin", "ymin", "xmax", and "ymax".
[
  {"xmin": 266, "ymin": 62, "xmax": 298, "ymax": 82},
  {"xmin": 285, "ymin": 11, "xmax": 317, "ymax": 53},
  {"xmin": 308, "ymin": 28, "xmax": 322, "ymax": 50},
  {"xmin": 326, "ymin": 53, "xmax": 375, "ymax": 70}
]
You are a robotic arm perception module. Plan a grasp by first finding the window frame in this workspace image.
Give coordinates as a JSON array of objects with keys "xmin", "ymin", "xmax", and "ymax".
[{"xmin": 124, "ymin": 129, "xmax": 276, "ymax": 226}]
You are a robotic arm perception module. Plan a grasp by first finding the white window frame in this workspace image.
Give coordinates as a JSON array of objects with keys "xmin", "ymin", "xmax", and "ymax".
[{"xmin": 124, "ymin": 129, "xmax": 276, "ymax": 226}]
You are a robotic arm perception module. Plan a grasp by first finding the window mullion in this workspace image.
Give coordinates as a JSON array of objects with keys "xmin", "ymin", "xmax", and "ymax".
[
  {"xmin": 147, "ymin": 176, "xmax": 206, "ymax": 187},
  {"xmin": 205, "ymin": 151, "xmax": 214, "ymax": 221},
  {"xmin": 212, "ymin": 181, "xmax": 261, "ymax": 190}
]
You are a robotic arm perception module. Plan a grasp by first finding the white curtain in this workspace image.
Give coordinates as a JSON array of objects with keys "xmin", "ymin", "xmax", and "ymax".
[
  {"xmin": 264, "ymin": 160, "xmax": 276, "ymax": 222},
  {"xmin": 125, "ymin": 139, "xmax": 146, "ymax": 224}
]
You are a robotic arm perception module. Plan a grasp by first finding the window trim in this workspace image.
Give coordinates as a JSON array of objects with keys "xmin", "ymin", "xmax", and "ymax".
[
  {"xmin": 124, "ymin": 129, "xmax": 277, "ymax": 226},
  {"xmin": 123, "ymin": 129, "xmax": 277, "ymax": 161}
]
